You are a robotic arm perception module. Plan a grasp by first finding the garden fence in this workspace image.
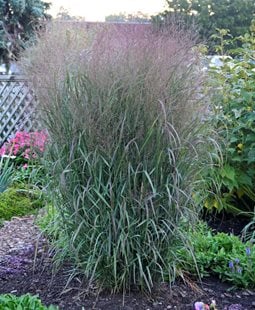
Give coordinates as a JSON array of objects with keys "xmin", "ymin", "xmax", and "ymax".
[{"xmin": 0, "ymin": 75, "xmax": 38, "ymax": 146}]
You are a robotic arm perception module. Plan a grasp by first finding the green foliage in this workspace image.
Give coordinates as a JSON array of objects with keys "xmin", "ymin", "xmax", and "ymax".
[
  {"xmin": 177, "ymin": 222, "xmax": 255, "ymax": 288},
  {"xmin": 11, "ymin": 163, "xmax": 47, "ymax": 189},
  {"xmin": 11, "ymin": 165, "xmax": 40, "ymax": 184},
  {"xmin": 0, "ymin": 131, "xmax": 48, "ymax": 187},
  {"xmin": 156, "ymin": 0, "xmax": 255, "ymax": 51},
  {"xmin": 0, "ymin": 156, "xmax": 14, "ymax": 193},
  {"xmin": 22, "ymin": 23, "xmax": 213, "ymax": 292},
  {"xmin": 243, "ymin": 212, "xmax": 255, "ymax": 243},
  {"xmin": 0, "ymin": 0, "xmax": 51, "ymax": 66},
  {"xmin": 37, "ymin": 204, "xmax": 77, "ymax": 269},
  {"xmin": 105, "ymin": 11, "xmax": 150, "ymax": 23},
  {"xmin": 205, "ymin": 25, "xmax": 255, "ymax": 214},
  {"xmin": 0, "ymin": 293, "xmax": 57, "ymax": 310},
  {"xmin": 37, "ymin": 204, "xmax": 67, "ymax": 245},
  {"xmin": 56, "ymin": 7, "xmax": 76, "ymax": 20},
  {"xmin": 0, "ymin": 185, "xmax": 44, "ymax": 220}
]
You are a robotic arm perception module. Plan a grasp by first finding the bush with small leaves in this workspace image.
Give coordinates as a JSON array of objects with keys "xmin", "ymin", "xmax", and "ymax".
[{"xmin": 177, "ymin": 222, "xmax": 255, "ymax": 288}]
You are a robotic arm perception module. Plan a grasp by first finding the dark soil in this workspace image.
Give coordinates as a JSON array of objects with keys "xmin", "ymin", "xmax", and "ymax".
[
  {"xmin": 1, "ymin": 243, "xmax": 255, "ymax": 310},
  {"xmin": 207, "ymin": 213, "xmax": 250, "ymax": 236}
]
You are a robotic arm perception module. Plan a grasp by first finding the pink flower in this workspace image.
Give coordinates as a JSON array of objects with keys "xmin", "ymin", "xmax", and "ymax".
[
  {"xmin": 23, "ymin": 148, "xmax": 31, "ymax": 159},
  {"xmin": 0, "ymin": 130, "xmax": 48, "ymax": 161},
  {"xmin": 0, "ymin": 146, "xmax": 6, "ymax": 156},
  {"xmin": 23, "ymin": 163, "xmax": 28, "ymax": 169}
]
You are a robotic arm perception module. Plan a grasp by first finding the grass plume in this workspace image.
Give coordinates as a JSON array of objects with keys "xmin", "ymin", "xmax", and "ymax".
[{"xmin": 21, "ymin": 21, "xmax": 213, "ymax": 292}]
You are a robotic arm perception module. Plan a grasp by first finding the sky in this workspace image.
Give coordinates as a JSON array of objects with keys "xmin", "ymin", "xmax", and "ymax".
[{"xmin": 47, "ymin": 0, "xmax": 167, "ymax": 21}]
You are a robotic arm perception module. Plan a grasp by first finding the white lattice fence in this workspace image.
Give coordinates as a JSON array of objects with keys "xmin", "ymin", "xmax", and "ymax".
[{"xmin": 0, "ymin": 75, "xmax": 38, "ymax": 146}]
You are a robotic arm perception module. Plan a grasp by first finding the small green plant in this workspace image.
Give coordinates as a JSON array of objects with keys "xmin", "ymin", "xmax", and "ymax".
[
  {"xmin": 211, "ymin": 28, "xmax": 232, "ymax": 55},
  {"xmin": 177, "ymin": 222, "xmax": 255, "ymax": 288},
  {"xmin": 11, "ymin": 164, "xmax": 46, "ymax": 188},
  {"xmin": 36, "ymin": 204, "xmax": 75, "ymax": 269},
  {"xmin": 0, "ymin": 293, "xmax": 57, "ymax": 310},
  {"xmin": 37, "ymin": 204, "xmax": 67, "ymax": 246},
  {"xmin": 0, "ymin": 156, "xmax": 14, "ymax": 193},
  {"xmin": 0, "ymin": 185, "xmax": 44, "ymax": 220}
]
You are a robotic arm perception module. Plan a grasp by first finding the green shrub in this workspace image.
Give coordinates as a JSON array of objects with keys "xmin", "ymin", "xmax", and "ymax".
[
  {"xmin": 0, "ymin": 293, "xmax": 57, "ymax": 310},
  {"xmin": 177, "ymin": 222, "xmax": 255, "ymax": 288},
  {"xmin": 205, "ymin": 23, "xmax": 255, "ymax": 214},
  {"xmin": 21, "ymin": 22, "xmax": 213, "ymax": 292},
  {"xmin": 0, "ymin": 186, "xmax": 44, "ymax": 220}
]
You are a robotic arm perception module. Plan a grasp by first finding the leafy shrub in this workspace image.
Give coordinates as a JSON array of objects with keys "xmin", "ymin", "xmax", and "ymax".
[
  {"xmin": 21, "ymin": 22, "xmax": 213, "ymax": 292},
  {"xmin": 0, "ymin": 186, "xmax": 44, "ymax": 220},
  {"xmin": 205, "ymin": 24, "xmax": 255, "ymax": 214},
  {"xmin": 0, "ymin": 293, "xmax": 57, "ymax": 310},
  {"xmin": 177, "ymin": 222, "xmax": 255, "ymax": 288}
]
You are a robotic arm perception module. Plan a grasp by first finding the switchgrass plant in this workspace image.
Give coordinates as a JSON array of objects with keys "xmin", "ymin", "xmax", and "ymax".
[{"xmin": 21, "ymin": 22, "xmax": 213, "ymax": 292}]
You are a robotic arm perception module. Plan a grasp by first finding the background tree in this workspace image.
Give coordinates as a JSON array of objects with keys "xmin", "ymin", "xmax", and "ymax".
[
  {"xmin": 56, "ymin": 6, "xmax": 84, "ymax": 21},
  {"xmin": 155, "ymin": 0, "xmax": 255, "ymax": 52},
  {"xmin": 56, "ymin": 6, "xmax": 73, "ymax": 20},
  {"xmin": 105, "ymin": 11, "xmax": 150, "ymax": 23},
  {"xmin": 0, "ymin": 0, "xmax": 51, "ymax": 68}
]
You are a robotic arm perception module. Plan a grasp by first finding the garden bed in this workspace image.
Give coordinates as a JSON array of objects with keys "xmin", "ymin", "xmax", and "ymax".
[
  {"xmin": 2, "ymin": 21, "xmax": 255, "ymax": 310},
  {"xmin": 0, "ymin": 216, "xmax": 255, "ymax": 310}
]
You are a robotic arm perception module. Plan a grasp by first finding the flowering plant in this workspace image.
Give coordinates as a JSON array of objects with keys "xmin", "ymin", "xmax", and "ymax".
[
  {"xmin": 0, "ymin": 131, "xmax": 48, "ymax": 167},
  {"xmin": 194, "ymin": 300, "xmax": 217, "ymax": 310},
  {"xmin": 225, "ymin": 245, "xmax": 255, "ymax": 288},
  {"xmin": 177, "ymin": 222, "xmax": 255, "ymax": 288}
]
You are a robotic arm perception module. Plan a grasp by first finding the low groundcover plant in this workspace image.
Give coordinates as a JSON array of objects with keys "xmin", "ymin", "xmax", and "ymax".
[
  {"xmin": 0, "ymin": 293, "xmax": 58, "ymax": 310},
  {"xmin": 177, "ymin": 222, "xmax": 255, "ymax": 288},
  {"xmin": 0, "ymin": 185, "xmax": 44, "ymax": 220}
]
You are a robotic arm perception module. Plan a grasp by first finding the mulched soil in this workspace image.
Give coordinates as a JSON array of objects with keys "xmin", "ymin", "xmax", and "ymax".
[
  {"xmin": 1, "ymin": 216, "xmax": 255, "ymax": 309},
  {"xmin": 1, "ymin": 243, "xmax": 255, "ymax": 309},
  {"xmin": 206, "ymin": 212, "xmax": 251, "ymax": 236}
]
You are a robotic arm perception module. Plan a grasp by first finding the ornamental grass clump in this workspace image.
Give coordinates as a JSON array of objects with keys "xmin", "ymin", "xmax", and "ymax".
[{"xmin": 21, "ymin": 22, "xmax": 212, "ymax": 292}]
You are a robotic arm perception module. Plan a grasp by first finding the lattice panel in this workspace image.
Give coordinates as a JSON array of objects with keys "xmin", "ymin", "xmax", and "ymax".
[{"xmin": 0, "ymin": 75, "xmax": 39, "ymax": 146}]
